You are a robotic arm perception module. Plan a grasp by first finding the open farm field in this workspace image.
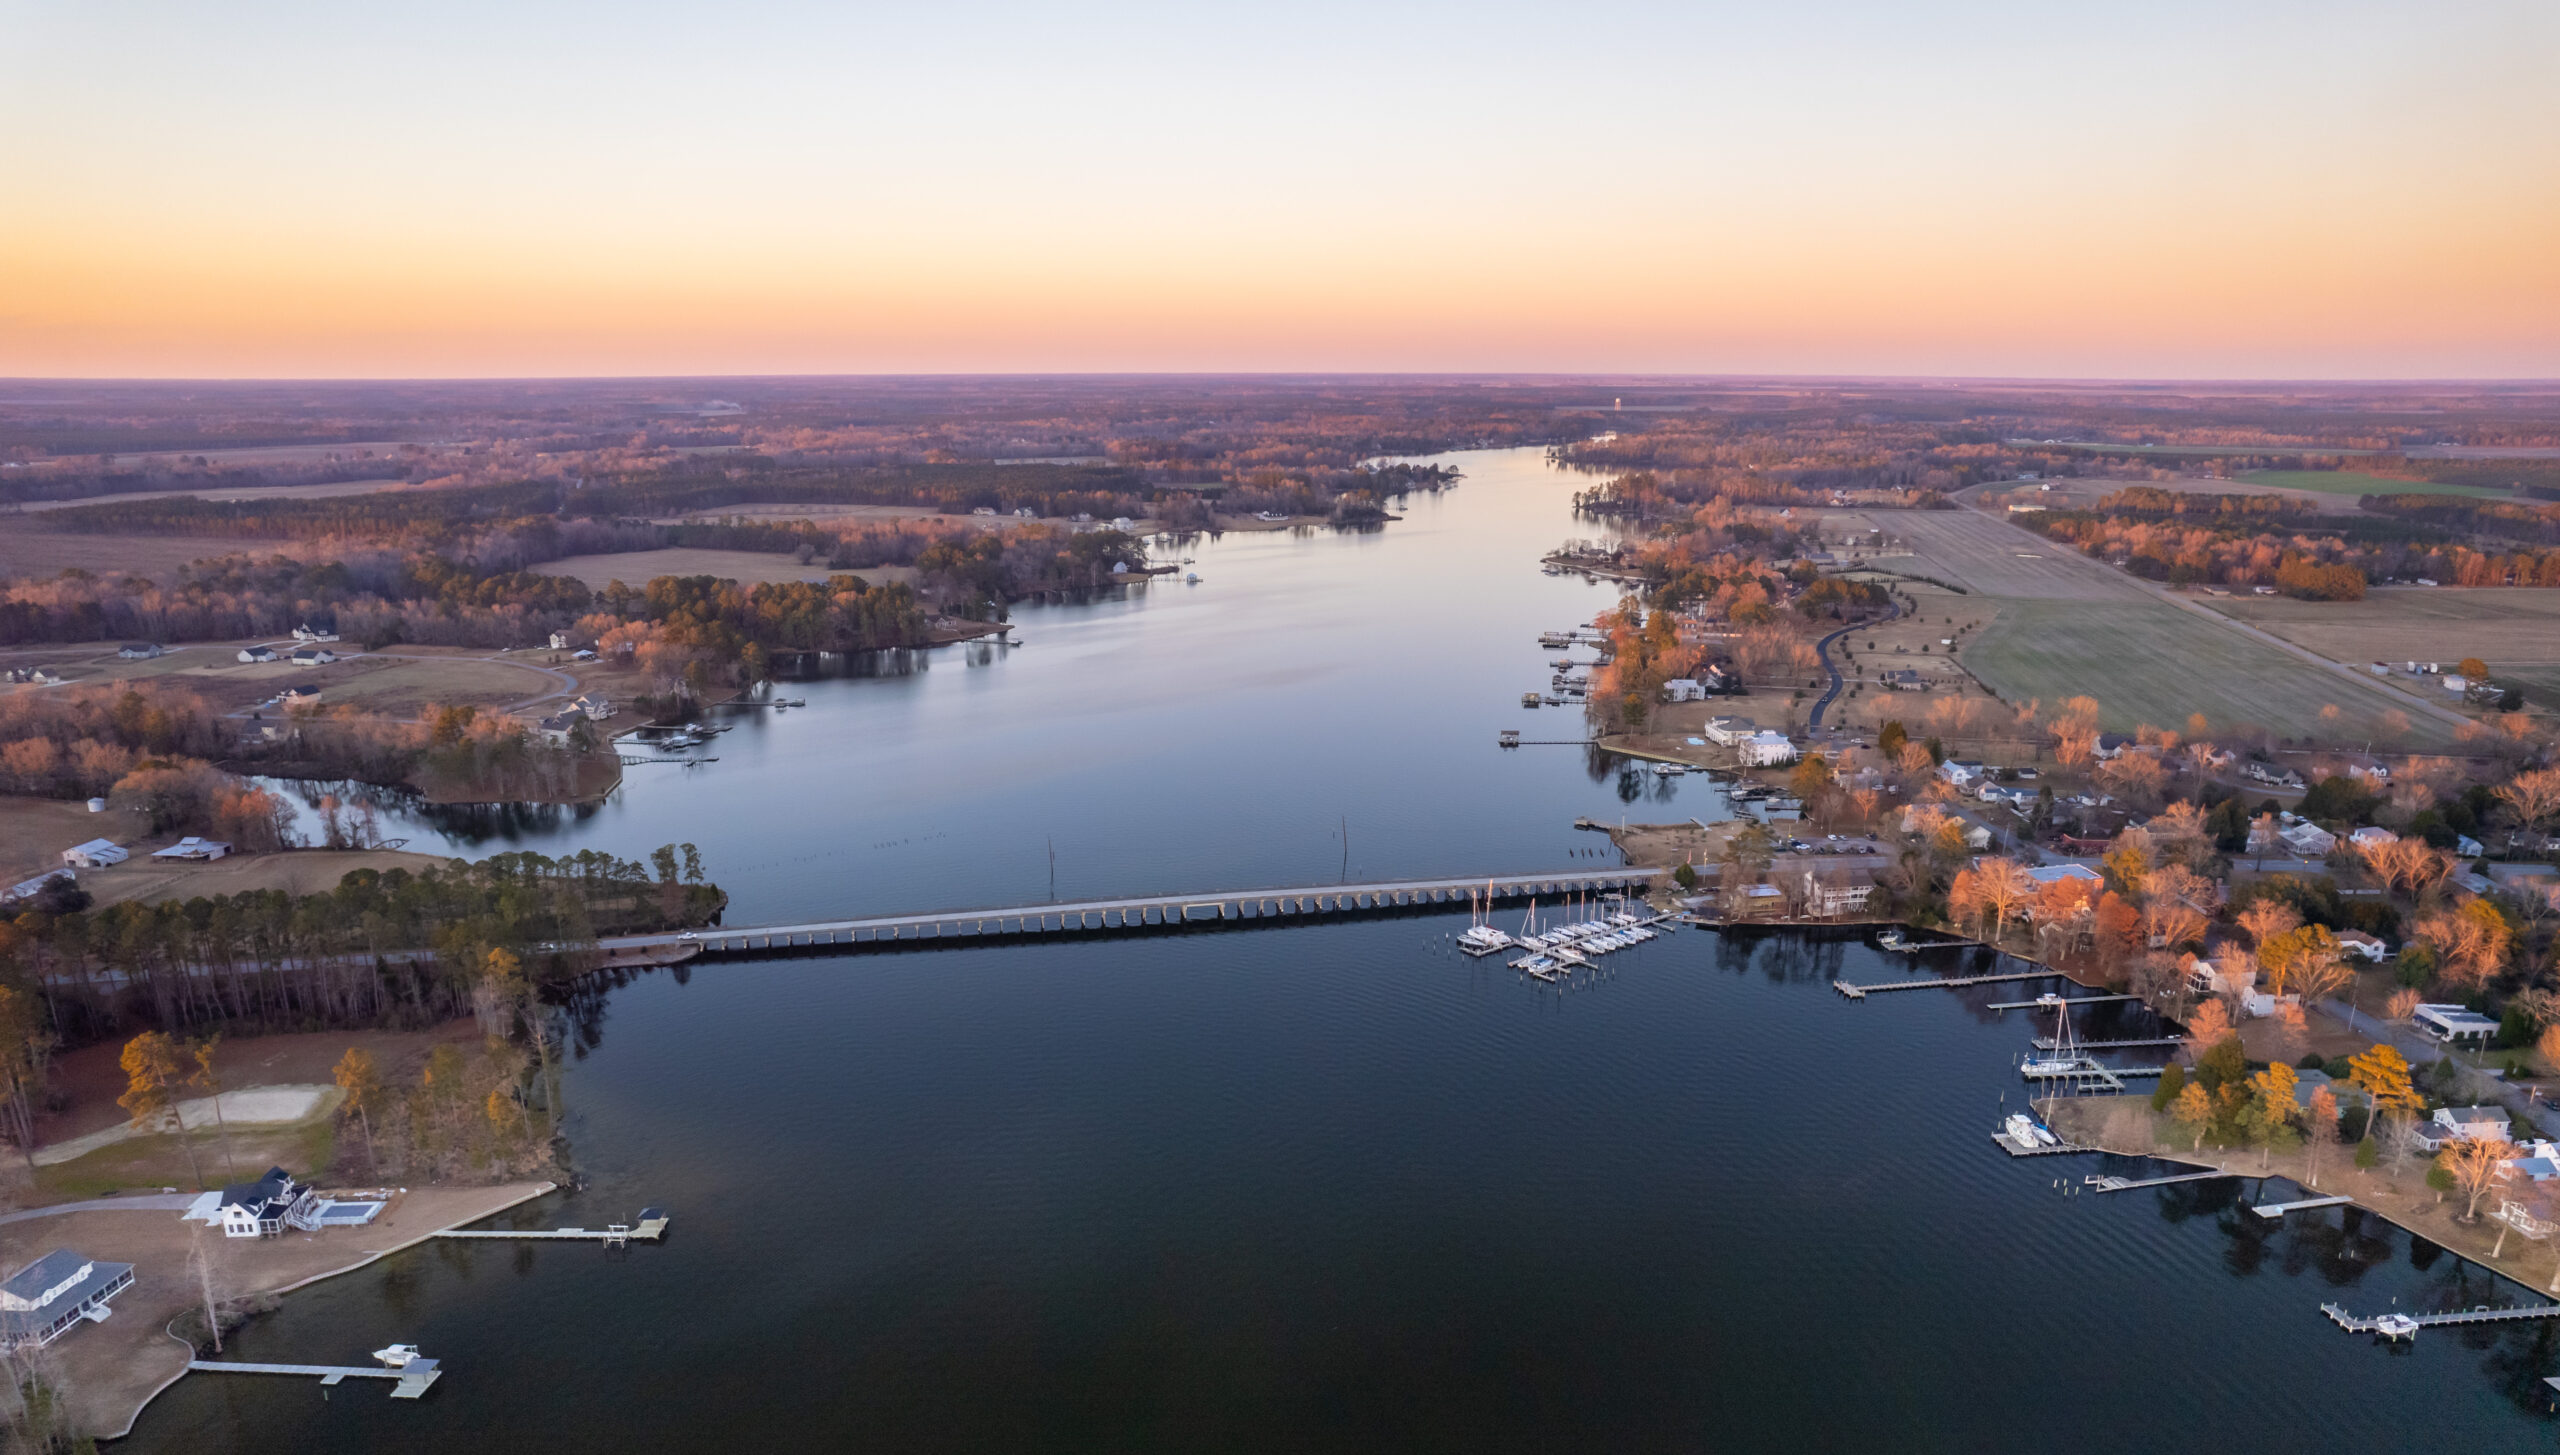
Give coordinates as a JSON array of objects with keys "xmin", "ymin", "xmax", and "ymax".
[
  {"xmin": 1883, "ymin": 508, "xmax": 2457, "ymax": 745},
  {"xmin": 79, "ymin": 847, "xmax": 455, "ymax": 910},
  {"xmin": 297, "ymin": 652, "xmax": 566, "ymax": 716},
  {"xmin": 0, "ymin": 532, "xmax": 279, "ymax": 580},
  {"xmin": 2007, "ymin": 440, "xmax": 2379, "ymax": 457},
  {"xmin": 0, "ymin": 643, "xmax": 566, "ymax": 717},
  {"xmin": 533, "ymin": 547, "xmax": 919, "ymax": 590},
  {"xmin": 1965, "ymin": 600, "xmax": 2448, "ymax": 744},
  {"xmin": 2214, "ymin": 589, "xmax": 2560, "ymax": 677},
  {"xmin": 2239, "ymin": 469, "xmax": 2511, "ymax": 499},
  {"xmin": 15, "ymin": 476, "xmax": 409, "ymax": 513},
  {"xmin": 0, "ymin": 796, "xmax": 154, "ymax": 880}
]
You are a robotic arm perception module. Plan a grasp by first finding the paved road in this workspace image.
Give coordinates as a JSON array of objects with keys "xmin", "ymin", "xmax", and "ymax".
[
  {"xmin": 0, "ymin": 1193, "xmax": 197, "ymax": 1227},
  {"xmin": 1806, "ymin": 600, "xmax": 1901, "ymax": 731}
]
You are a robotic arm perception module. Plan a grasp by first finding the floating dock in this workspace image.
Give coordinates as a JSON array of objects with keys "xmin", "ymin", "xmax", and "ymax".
[
  {"xmin": 189, "ymin": 1356, "xmax": 441, "ymax": 1399},
  {"xmin": 1992, "ymin": 1130, "xmax": 2094, "ymax": 1157}
]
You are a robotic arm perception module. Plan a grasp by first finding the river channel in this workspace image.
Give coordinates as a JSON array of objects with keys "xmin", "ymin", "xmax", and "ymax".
[{"xmin": 134, "ymin": 449, "xmax": 2560, "ymax": 1450}]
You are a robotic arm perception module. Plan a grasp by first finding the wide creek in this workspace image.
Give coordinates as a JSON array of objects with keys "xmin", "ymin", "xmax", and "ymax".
[{"xmin": 138, "ymin": 449, "xmax": 2560, "ymax": 1450}]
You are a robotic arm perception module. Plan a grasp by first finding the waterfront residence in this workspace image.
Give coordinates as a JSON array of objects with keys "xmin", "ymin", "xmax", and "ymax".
[
  {"xmin": 571, "ymin": 693, "xmax": 616, "ymax": 720},
  {"xmin": 1660, "ymin": 679, "xmax": 1707, "ymax": 703},
  {"xmin": 1702, "ymin": 715, "xmax": 1758, "ymax": 746},
  {"xmin": 1737, "ymin": 731, "xmax": 1797, "ymax": 767},
  {"xmin": 2411, "ymin": 1105, "xmax": 2513, "ymax": 1154},
  {"xmin": 2412, "ymin": 1004, "xmax": 2501, "ymax": 1048},
  {"xmin": 0, "ymin": 1250, "xmax": 135, "ymax": 1350},
  {"xmin": 214, "ymin": 1167, "xmax": 318, "ymax": 1238},
  {"xmin": 60, "ymin": 839, "xmax": 128, "ymax": 869}
]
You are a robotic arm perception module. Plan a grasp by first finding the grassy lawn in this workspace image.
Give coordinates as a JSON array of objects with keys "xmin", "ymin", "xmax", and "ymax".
[
  {"xmin": 1964, "ymin": 598, "xmax": 2457, "ymax": 746},
  {"xmin": 33, "ymin": 1122, "xmax": 336, "ymax": 1200},
  {"xmin": 2240, "ymin": 469, "xmax": 2513, "ymax": 499}
]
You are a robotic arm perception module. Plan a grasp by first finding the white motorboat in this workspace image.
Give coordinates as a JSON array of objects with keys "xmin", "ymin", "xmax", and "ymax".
[{"xmin": 373, "ymin": 1344, "xmax": 423, "ymax": 1368}]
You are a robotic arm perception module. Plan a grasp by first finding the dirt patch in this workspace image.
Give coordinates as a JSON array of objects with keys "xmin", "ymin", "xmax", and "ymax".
[
  {"xmin": 77, "ymin": 847, "xmax": 456, "ymax": 913},
  {"xmin": 532, "ymin": 548, "xmax": 920, "ymax": 591},
  {"xmin": 1, "ymin": 1180, "xmax": 554, "ymax": 1441}
]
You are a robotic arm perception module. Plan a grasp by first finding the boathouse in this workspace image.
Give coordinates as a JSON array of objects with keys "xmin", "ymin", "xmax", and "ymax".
[{"xmin": 0, "ymin": 1250, "xmax": 134, "ymax": 1350}]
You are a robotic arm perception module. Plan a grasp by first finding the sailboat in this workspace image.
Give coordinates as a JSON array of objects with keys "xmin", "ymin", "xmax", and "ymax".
[{"xmin": 2019, "ymin": 998, "xmax": 2087, "ymax": 1078}]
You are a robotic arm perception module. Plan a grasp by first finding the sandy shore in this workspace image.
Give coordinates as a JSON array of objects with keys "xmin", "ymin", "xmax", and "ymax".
[{"xmin": 0, "ymin": 1180, "xmax": 557, "ymax": 1441}]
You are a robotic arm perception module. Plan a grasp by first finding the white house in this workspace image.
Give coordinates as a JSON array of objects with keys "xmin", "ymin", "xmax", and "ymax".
[
  {"xmin": 237, "ymin": 645, "xmax": 278, "ymax": 664},
  {"xmin": 0, "ymin": 1250, "xmax": 134, "ymax": 1350},
  {"xmin": 2348, "ymin": 826, "xmax": 2397, "ymax": 849},
  {"xmin": 59, "ymin": 839, "xmax": 127, "ymax": 869},
  {"xmin": 1801, "ymin": 876, "xmax": 1873, "ymax": 918},
  {"xmin": 116, "ymin": 643, "xmax": 163, "ymax": 660},
  {"xmin": 2412, "ymin": 1105, "xmax": 2512, "ymax": 1152},
  {"xmin": 2276, "ymin": 821, "xmax": 2337, "ymax": 857},
  {"xmin": 287, "ymin": 646, "xmax": 336, "ymax": 666},
  {"xmin": 570, "ymin": 694, "xmax": 615, "ymax": 721},
  {"xmin": 1738, "ymin": 731, "xmax": 1797, "ymax": 767},
  {"xmin": 2336, "ymin": 930, "xmax": 2390, "ymax": 962},
  {"xmin": 290, "ymin": 624, "xmax": 338, "ymax": 643},
  {"xmin": 1660, "ymin": 679, "xmax": 1707, "ymax": 703},
  {"xmin": 216, "ymin": 1167, "xmax": 317, "ymax": 1238},
  {"xmin": 1938, "ymin": 760, "xmax": 1987, "ymax": 787},
  {"xmin": 536, "ymin": 712, "xmax": 585, "ymax": 747},
  {"xmin": 1703, "ymin": 715, "xmax": 1759, "ymax": 746},
  {"xmin": 548, "ymin": 631, "xmax": 572, "ymax": 650}
]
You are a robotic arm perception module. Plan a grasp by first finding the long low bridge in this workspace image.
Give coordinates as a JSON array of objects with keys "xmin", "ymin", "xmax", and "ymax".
[{"xmin": 601, "ymin": 869, "xmax": 1664, "ymax": 957}]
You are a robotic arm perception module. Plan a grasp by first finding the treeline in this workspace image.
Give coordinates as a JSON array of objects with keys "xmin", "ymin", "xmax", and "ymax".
[
  {"xmin": 2022, "ymin": 505, "xmax": 2560, "ymax": 594},
  {"xmin": 2363, "ymin": 493, "xmax": 2560, "ymax": 548},
  {"xmin": 2, "ymin": 848, "xmax": 723, "ymax": 1047}
]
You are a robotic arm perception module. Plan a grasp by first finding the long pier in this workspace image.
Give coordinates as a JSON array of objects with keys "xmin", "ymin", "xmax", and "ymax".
[
  {"xmin": 436, "ymin": 1208, "xmax": 667, "ymax": 1246},
  {"xmin": 600, "ymin": 870, "xmax": 1660, "ymax": 957},
  {"xmin": 2323, "ymin": 1301, "xmax": 2560, "ymax": 1340},
  {"xmin": 2034, "ymin": 1035, "xmax": 2184, "ymax": 1051},
  {"xmin": 189, "ymin": 1357, "xmax": 441, "ymax": 1399},
  {"xmin": 1832, "ymin": 969, "xmax": 2053, "ymax": 1000},
  {"xmin": 1986, "ymin": 993, "xmax": 2138, "ymax": 1011}
]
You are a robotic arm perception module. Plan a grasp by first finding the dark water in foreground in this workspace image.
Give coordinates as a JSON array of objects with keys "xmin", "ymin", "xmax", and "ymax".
[{"xmin": 134, "ymin": 452, "xmax": 2560, "ymax": 1450}]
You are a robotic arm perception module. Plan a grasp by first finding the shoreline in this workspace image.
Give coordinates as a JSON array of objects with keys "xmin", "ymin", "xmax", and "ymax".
[{"xmin": 91, "ymin": 1178, "xmax": 561, "ymax": 1441}]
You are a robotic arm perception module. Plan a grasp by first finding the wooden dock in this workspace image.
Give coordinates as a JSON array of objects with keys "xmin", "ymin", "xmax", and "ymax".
[
  {"xmin": 2322, "ymin": 1301, "xmax": 2560, "ymax": 1339},
  {"xmin": 2255, "ymin": 1194, "xmax": 2354, "ymax": 1219},
  {"xmin": 1986, "ymin": 993, "xmax": 2138, "ymax": 1011},
  {"xmin": 2034, "ymin": 1035, "xmax": 2184, "ymax": 1051},
  {"xmin": 1833, "ymin": 969, "xmax": 2053, "ymax": 1000},
  {"xmin": 2088, "ymin": 1169, "xmax": 2233, "ymax": 1193},
  {"xmin": 1992, "ymin": 1130, "xmax": 2095, "ymax": 1157},
  {"xmin": 189, "ymin": 1357, "xmax": 441, "ymax": 1399},
  {"xmin": 437, "ymin": 1208, "xmax": 668, "ymax": 1247},
  {"xmin": 598, "ymin": 871, "xmax": 1661, "ymax": 959}
]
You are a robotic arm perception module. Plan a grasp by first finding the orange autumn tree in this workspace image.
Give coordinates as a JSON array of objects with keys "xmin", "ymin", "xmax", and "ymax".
[{"xmin": 2416, "ymin": 899, "xmax": 2514, "ymax": 989}]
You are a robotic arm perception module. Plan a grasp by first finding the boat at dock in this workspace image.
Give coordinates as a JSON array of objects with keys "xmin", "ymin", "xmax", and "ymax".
[{"xmin": 1875, "ymin": 928, "xmax": 1913, "ymax": 951}]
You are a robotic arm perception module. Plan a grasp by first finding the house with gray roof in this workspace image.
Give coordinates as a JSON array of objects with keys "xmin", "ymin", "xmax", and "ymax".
[{"xmin": 0, "ymin": 1250, "xmax": 134, "ymax": 1349}]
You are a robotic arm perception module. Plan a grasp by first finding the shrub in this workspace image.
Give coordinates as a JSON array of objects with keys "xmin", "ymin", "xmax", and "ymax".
[{"xmin": 2354, "ymin": 1137, "xmax": 2379, "ymax": 1170}]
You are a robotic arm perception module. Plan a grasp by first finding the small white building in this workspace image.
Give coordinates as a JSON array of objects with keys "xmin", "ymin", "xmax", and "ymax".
[
  {"xmin": 1938, "ymin": 760, "xmax": 1987, "ymax": 787},
  {"xmin": 237, "ymin": 645, "xmax": 278, "ymax": 664},
  {"xmin": 548, "ymin": 631, "xmax": 572, "ymax": 651},
  {"xmin": 116, "ymin": 643, "xmax": 163, "ymax": 660},
  {"xmin": 1738, "ymin": 731, "xmax": 1797, "ymax": 767},
  {"xmin": 2337, "ymin": 930, "xmax": 2390, "ymax": 962},
  {"xmin": 1661, "ymin": 679, "xmax": 1707, "ymax": 703},
  {"xmin": 2413, "ymin": 1004, "xmax": 2501, "ymax": 1047},
  {"xmin": 287, "ymin": 646, "xmax": 336, "ymax": 666},
  {"xmin": 291, "ymin": 625, "xmax": 338, "ymax": 643},
  {"xmin": 60, "ymin": 839, "xmax": 127, "ymax": 869},
  {"xmin": 571, "ymin": 694, "xmax": 615, "ymax": 721},
  {"xmin": 2349, "ymin": 826, "xmax": 2397, "ymax": 849}
]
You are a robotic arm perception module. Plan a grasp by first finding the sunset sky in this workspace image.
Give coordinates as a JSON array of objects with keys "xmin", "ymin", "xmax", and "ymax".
[{"xmin": 4, "ymin": 0, "xmax": 2554, "ymax": 379}]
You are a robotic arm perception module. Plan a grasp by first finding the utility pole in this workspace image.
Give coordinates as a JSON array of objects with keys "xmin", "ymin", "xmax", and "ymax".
[
  {"xmin": 1048, "ymin": 838, "xmax": 1056, "ymax": 902},
  {"xmin": 1340, "ymin": 816, "xmax": 1349, "ymax": 881}
]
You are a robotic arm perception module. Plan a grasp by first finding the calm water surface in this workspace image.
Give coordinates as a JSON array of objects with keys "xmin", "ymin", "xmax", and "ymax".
[{"xmin": 139, "ymin": 451, "xmax": 2560, "ymax": 1451}]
